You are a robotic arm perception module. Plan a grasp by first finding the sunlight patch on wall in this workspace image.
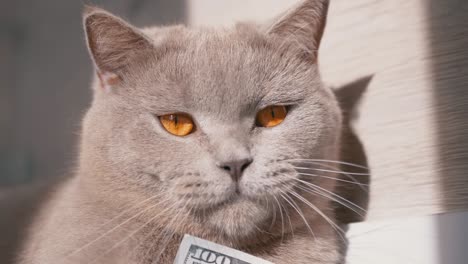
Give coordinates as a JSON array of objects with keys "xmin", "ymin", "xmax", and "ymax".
[{"xmin": 187, "ymin": 0, "xmax": 299, "ymax": 27}]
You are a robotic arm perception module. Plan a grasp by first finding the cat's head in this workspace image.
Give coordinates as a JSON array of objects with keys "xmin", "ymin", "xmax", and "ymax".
[{"xmin": 80, "ymin": 0, "xmax": 340, "ymax": 240}]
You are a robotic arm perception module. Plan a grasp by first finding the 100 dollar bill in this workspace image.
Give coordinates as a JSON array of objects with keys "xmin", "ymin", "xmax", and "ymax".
[{"xmin": 173, "ymin": 234, "xmax": 274, "ymax": 264}]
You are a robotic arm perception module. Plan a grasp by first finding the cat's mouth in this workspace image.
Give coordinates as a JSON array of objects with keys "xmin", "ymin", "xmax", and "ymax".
[
  {"xmin": 188, "ymin": 185, "xmax": 259, "ymax": 217},
  {"xmin": 200, "ymin": 193, "xmax": 271, "ymax": 238},
  {"xmin": 205, "ymin": 188, "xmax": 247, "ymax": 210},
  {"xmin": 216, "ymin": 182, "xmax": 268, "ymax": 207}
]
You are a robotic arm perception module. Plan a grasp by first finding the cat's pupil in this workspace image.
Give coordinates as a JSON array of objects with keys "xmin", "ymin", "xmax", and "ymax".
[
  {"xmin": 174, "ymin": 115, "xmax": 178, "ymax": 126},
  {"xmin": 271, "ymin": 108, "xmax": 275, "ymax": 118}
]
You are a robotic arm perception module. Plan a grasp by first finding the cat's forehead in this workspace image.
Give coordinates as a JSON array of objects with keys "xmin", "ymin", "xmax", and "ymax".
[{"xmin": 130, "ymin": 25, "xmax": 320, "ymax": 116}]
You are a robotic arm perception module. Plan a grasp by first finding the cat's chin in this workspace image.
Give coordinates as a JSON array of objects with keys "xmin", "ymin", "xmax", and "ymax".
[{"xmin": 204, "ymin": 196, "xmax": 270, "ymax": 239}]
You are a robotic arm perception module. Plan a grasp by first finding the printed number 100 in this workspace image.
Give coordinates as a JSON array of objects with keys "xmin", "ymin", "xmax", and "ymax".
[{"xmin": 192, "ymin": 248, "xmax": 232, "ymax": 264}]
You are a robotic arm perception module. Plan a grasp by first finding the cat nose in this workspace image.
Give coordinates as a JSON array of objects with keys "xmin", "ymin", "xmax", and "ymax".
[{"xmin": 217, "ymin": 158, "xmax": 253, "ymax": 182}]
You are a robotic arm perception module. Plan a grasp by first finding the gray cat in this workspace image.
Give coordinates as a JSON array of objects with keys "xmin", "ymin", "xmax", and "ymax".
[{"xmin": 17, "ymin": 0, "xmax": 362, "ymax": 263}]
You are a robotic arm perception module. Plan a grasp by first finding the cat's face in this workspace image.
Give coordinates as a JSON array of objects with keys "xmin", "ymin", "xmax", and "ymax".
[{"xmin": 81, "ymin": 1, "xmax": 339, "ymax": 239}]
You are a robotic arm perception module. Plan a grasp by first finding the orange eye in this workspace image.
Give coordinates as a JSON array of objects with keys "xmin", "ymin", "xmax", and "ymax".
[
  {"xmin": 159, "ymin": 113, "xmax": 194, "ymax": 136},
  {"xmin": 256, "ymin": 105, "xmax": 287, "ymax": 128}
]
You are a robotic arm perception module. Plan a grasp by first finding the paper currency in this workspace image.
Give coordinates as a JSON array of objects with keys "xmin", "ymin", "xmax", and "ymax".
[{"xmin": 173, "ymin": 234, "xmax": 274, "ymax": 264}]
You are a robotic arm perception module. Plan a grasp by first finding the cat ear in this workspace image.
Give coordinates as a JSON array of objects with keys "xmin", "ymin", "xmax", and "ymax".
[
  {"xmin": 266, "ymin": 0, "xmax": 329, "ymax": 61},
  {"xmin": 83, "ymin": 6, "xmax": 153, "ymax": 90}
]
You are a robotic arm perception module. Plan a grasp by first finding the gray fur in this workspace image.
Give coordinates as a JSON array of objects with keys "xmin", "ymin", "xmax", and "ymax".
[{"xmin": 18, "ymin": 1, "xmax": 346, "ymax": 263}]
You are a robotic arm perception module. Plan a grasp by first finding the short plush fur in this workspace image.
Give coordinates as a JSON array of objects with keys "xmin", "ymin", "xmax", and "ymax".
[{"xmin": 18, "ymin": 1, "xmax": 349, "ymax": 263}]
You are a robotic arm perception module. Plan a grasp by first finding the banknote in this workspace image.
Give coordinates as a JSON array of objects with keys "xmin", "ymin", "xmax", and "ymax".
[{"xmin": 173, "ymin": 234, "xmax": 274, "ymax": 264}]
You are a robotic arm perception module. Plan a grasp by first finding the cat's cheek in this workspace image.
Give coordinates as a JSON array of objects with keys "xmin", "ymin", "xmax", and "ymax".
[{"xmin": 238, "ymin": 162, "xmax": 296, "ymax": 199}]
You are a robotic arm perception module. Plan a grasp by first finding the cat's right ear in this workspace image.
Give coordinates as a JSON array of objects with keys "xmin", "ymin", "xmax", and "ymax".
[
  {"xmin": 83, "ymin": 6, "xmax": 153, "ymax": 91},
  {"xmin": 266, "ymin": 0, "xmax": 329, "ymax": 62}
]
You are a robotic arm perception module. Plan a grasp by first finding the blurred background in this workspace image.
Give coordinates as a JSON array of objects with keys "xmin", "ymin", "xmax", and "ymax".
[
  {"xmin": 0, "ymin": 0, "xmax": 186, "ymax": 186},
  {"xmin": 1, "ymin": 0, "xmax": 468, "ymax": 263}
]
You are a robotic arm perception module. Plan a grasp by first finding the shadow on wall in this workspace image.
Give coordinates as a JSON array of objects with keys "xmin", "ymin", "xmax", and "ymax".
[
  {"xmin": 333, "ymin": 76, "xmax": 373, "ymax": 225},
  {"xmin": 427, "ymin": 0, "xmax": 468, "ymax": 262},
  {"xmin": 0, "ymin": 0, "xmax": 187, "ymax": 186},
  {"xmin": 329, "ymin": 76, "xmax": 373, "ymax": 263}
]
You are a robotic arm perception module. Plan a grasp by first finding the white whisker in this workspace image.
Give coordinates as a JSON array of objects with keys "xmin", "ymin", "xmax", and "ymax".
[
  {"xmin": 292, "ymin": 161, "xmax": 369, "ymax": 193},
  {"xmin": 286, "ymin": 159, "xmax": 369, "ymax": 170},
  {"xmin": 94, "ymin": 192, "xmax": 164, "ymax": 230},
  {"xmin": 297, "ymin": 172, "xmax": 369, "ymax": 187},
  {"xmin": 294, "ymin": 179, "xmax": 366, "ymax": 216},
  {"xmin": 64, "ymin": 197, "xmax": 168, "ymax": 261},
  {"xmin": 136, "ymin": 194, "xmax": 190, "ymax": 263},
  {"xmin": 86, "ymin": 200, "xmax": 182, "ymax": 264},
  {"xmin": 272, "ymin": 195, "xmax": 285, "ymax": 243},
  {"xmin": 150, "ymin": 197, "xmax": 191, "ymax": 264},
  {"xmin": 295, "ymin": 183, "xmax": 364, "ymax": 218},
  {"xmin": 279, "ymin": 192, "xmax": 316, "ymax": 240},
  {"xmin": 293, "ymin": 166, "xmax": 370, "ymax": 176},
  {"xmin": 289, "ymin": 190, "xmax": 347, "ymax": 244}
]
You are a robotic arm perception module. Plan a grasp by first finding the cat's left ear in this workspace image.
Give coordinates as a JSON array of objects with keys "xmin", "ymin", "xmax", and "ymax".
[
  {"xmin": 266, "ymin": 0, "xmax": 329, "ymax": 62},
  {"xmin": 83, "ymin": 6, "xmax": 154, "ymax": 91}
]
